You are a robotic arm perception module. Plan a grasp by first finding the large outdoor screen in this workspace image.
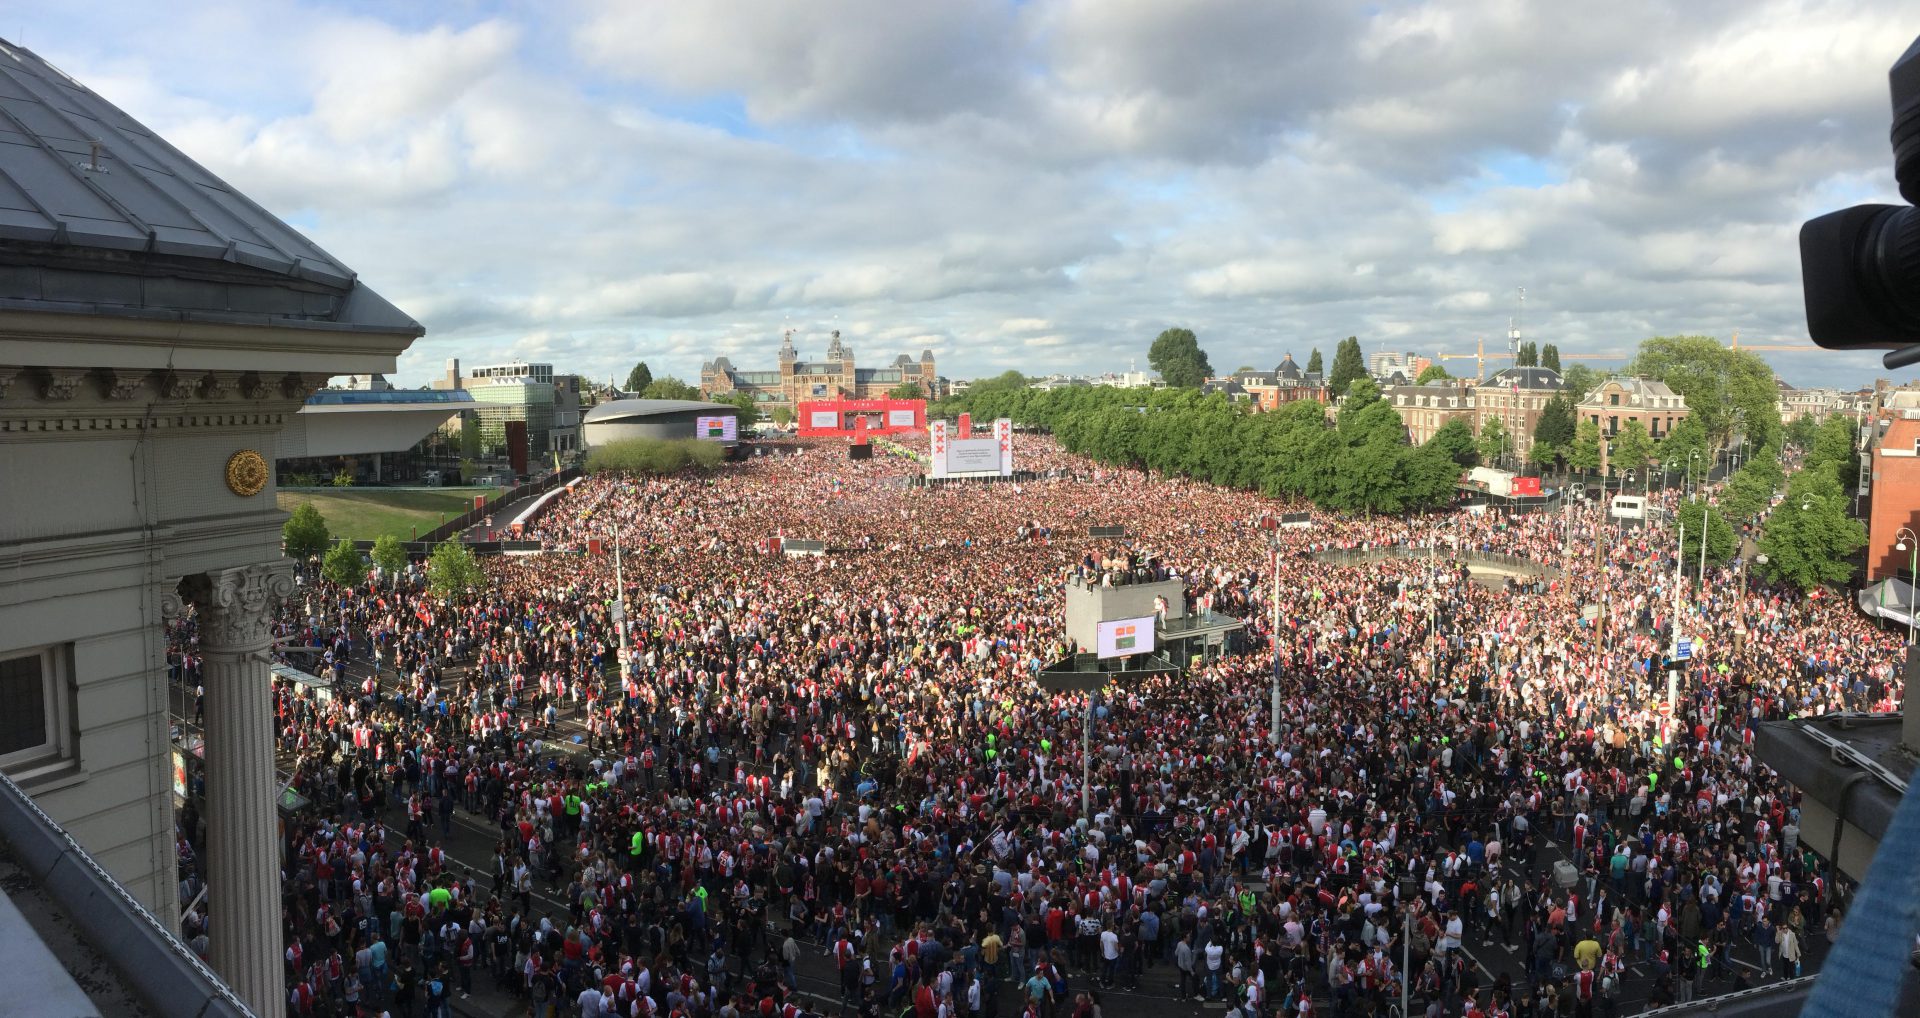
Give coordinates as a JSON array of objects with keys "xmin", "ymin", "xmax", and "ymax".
[
  {"xmin": 947, "ymin": 437, "xmax": 1000, "ymax": 472},
  {"xmin": 695, "ymin": 415, "xmax": 737, "ymax": 442},
  {"xmin": 888, "ymin": 408, "xmax": 917, "ymax": 428},
  {"xmin": 1095, "ymin": 616, "xmax": 1155, "ymax": 659},
  {"xmin": 809, "ymin": 410, "xmax": 839, "ymax": 429}
]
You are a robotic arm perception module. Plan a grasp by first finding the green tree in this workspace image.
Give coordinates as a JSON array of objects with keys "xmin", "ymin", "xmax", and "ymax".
[
  {"xmin": 1415, "ymin": 364, "xmax": 1452, "ymax": 385},
  {"xmin": 1629, "ymin": 335, "xmax": 1780, "ymax": 454},
  {"xmin": 1476, "ymin": 416, "xmax": 1511, "ymax": 466},
  {"xmin": 1147, "ymin": 328, "xmax": 1214, "ymax": 388},
  {"xmin": 1566, "ymin": 420, "xmax": 1602, "ymax": 478},
  {"xmin": 1327, "ymin": 337, "xmax": 1367, "ymax": 398},
  {"xmin": 641, "ymin": 376, "xmax": 702, "ymax": 401},
  {"xmin": 1532, "ymin": 391, "xmax": 1577, "ymax": 465},
  {"xmin": 718, "ymin": 391, "xmax": 761, "ymax": 430},
  {"xmin": 321, "ymin": 537, "xmax": 367, "ymax": 588},
  {"xmin": 1785, "ymin": 413, "xmax": 1821, "ymax": 448},
  {"xmin": 427, "ymin": 540, "xmax": 486, "ymax": 599},
  {"xmin": 1674, "ymin": 498, "xmax": 1737, "ymax": 567},
  {"xmin": 1805, "ymin": 416, "xmax": 1858, "ymax": 490},
  {"xmin": 1609, "ymin": 419, "xmax": 1655, "ymax": 476},
  {"xmin": 771, "ymin": 406, "xmax": 794, "ymax": 427},
  {"xmin": 1759, "ymin": 469, "xmax": 1865, "ymax": 590},
  {"xmin": 886, "ymin": 380, "xmax": 923, "ymax": 399},
  {"xmin": 371, "ymin": 533, "xmax": 409, "ymax": 586},
  {"xmin": 1559, "ymin": 363, "xmax": 1604, "ymax": 402},
  {"xmin": 1426, "ymin": 417, "xmax": 1479, "ymax": 468},
  {"xmin": 1515, "ymin": 341, "xmax": 1539, "ymax": 367},
  {"xmin": 1541, "ymin": 344, "xmax": 1561, "ymax": 372},
  {"xmin": 1306, "ymin": 349, "xmax": 1324, "ymax": 374},
  {"xmin": 282, "ymin": 502, "xmax": 331, "ymax": 561},
  {"xmin": 624, "ymin": 361, "xmax": 653, "ymax": 395},
  {"xmin": 460, "ymin": 414, "xmax": 482, "ymax": 460},
  {"xmin": 1656, "ymin": 414, "xmax": 1710, "ymax": 484}
]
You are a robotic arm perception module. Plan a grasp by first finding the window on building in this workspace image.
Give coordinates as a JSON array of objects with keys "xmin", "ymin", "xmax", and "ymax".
[
  {"xmin": 1608, "ymin": 415, "xmax": 1618, "ymax": 436},
  {"xmin": 0, "ymin": 645, "xmax": 71, "ymax": 776},
  {"xmin": 1609, "ymin": 393, "xmax": 1620, "ymax": 406}
]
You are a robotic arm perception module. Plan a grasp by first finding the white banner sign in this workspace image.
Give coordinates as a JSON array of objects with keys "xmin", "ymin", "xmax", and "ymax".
[
  {"xmin": 887, "ymin": 408, "xmax": 917, "ymax": 428},
  {"xmin": 948, "ymin": 437, "xmax": 1001, "ymax": 472},
  {"xmin": 929, "ymin": 420, "xmax": 950, "ymax": 478},
  {"xmin": 809, "ymin": 410, "xmax": 839, "ymax": 429}
]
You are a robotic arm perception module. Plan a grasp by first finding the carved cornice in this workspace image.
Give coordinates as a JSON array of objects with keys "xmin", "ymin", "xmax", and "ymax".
[
  {"xmin": 160, "ymin": 370, "xmax": 205, "ymax": 400},
  {"xmin": 280, "ymin": 372, "xmax": 331, "ymax": 400},
  {"xmin": 175, "ymin": 562, "xmax": 295, "ymax": 652},
  {"xmin": 239, "ymin": 372, "xmax": 271, "ymax": 399},
  {"xmin": 0, "ymin": 367, "xmax": 17, "ymax": 401},
  {"xmin": 199, "ymin": 371, "xmax": 241, "ymax": 400},
  {"xmin": 97, "ymin": 368, "xmax": 145, "ymax": 400},
  {"xmin": 38, "ymin": 367, "xmax": 87, "ymax": 401},
  {"xmin": 0, "ymin": 410, "xmax": 288, "ymax": 433}
]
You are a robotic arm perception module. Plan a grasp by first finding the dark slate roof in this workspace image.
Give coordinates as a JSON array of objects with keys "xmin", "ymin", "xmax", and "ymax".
[
  {"xmin": 0, "ymin": 40, "xmax": 419, "ymax": 334},
  {"xmin": 1275, "ymin": 354, "xmax": 1302, "ymax": 380},
  {"xmin": 1483, "ymin": 366, "xmax": 1564, "ymax": 389}
]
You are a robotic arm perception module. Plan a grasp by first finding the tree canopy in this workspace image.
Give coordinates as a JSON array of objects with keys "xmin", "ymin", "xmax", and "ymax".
[
  {"xmin": 283, "ymin": 502, "xmax": 330, "ymax": 560},
  {"xmin": 1759, "ymin": 468, "xmax": 1865, "ymax": 590},
  {"xmin": 370, "ymin": 533, "xmax": 409, "ymax": 583},
  {"xmin": 1566, "ymin": 420, "xmax": 1602, "ymax": 477},
  {"xmin": 321, "ymin": 537, "xmax": 367, "ymax": 588},
  {"xmin": 1609, "ymin": 419, "xmax": 1655, "ymax": 476},
  {"xmin": 1674, "ymin": 498, "xmax": 1737, "ymax": 567},
  {"xmin": 1306, "ymin": 349, "xmax": 1324, "ymax": 374},
  {"xmin": 427, "ymin": 541, "xmax": 485, "ymax": 599},
  {"xmin": 955, "ymin": 380, "xmax": 1456, "ymax": 514},
  {"xmin": 1327, "ymin": 337, "xmax": 1367, "ymax": 398},
  {"xmin": 1415, "ymin": 364, "xmax": 1451, "ymax": 385},
  {"xmin": 1540, "ymin": 344, "xmax": 1561, "ymax": 372},
  {"xmin": 1531, "ymin": 390, "xmax": 1577, "ymax": 461},
  {"xmin": 585, "ymin": 437, "xmax": 725, "ymax": 475},
  {"xmin": 1515, "ymin": 341, "xmax": 1539, "ymax": 367},
  {"xmin": 1559, "ymin": 363, "xmax": 1604, "ymax": 402},
  {"xmin": 624, "ymin": 361, "xmax": 653, "ymax": 395},
  {"xmin": 716, "ymin": 391, "xmax": 761, "ymax": 429},
  {"xmin": 641, "ymin": 376, "xmax": 702, "ymax": 401},
  {"xmin": 1628, "ymin": 335, "xmax": 1780, "ymax": 454},
  {"xmin": 886, "ymin": 380, "xmax": 923, "ymax": 399},
  {"xmin": 1147, "ymin": 328, "xmax": 1213, "ymax": 388}
]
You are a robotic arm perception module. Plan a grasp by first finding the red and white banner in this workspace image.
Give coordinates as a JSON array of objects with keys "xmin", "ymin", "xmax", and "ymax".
[{"xmin": 929, "ymin": 420, "xmax": 950, "ymax": 478}]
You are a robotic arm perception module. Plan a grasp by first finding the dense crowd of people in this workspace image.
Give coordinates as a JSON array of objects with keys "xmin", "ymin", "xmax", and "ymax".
[{"xmin": 166, "ymin": 433, "xmax": 1899, "ymax": 1018}]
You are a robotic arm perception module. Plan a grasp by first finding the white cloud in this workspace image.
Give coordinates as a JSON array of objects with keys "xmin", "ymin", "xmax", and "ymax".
[{"xmin": 23, "ymin": 0, "xmax": 1907, "ymax": 390}]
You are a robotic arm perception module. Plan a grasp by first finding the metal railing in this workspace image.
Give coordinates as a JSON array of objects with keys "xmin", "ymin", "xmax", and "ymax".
[
  {"xmin": 0, "ymin": 770, "xmax": 254, "ymax": 1018},
  {"xmin": 411, "ymin": 466, "xmax": 582, "ymax": 546}
]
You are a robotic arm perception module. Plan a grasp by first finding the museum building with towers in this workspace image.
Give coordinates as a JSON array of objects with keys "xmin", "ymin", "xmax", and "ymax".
[{"xmin": 700, "ymin": 328, "xmax": 939, "ymax": 411}]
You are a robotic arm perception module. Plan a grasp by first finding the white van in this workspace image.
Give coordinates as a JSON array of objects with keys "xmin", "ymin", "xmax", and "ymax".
[{"xmin": 1609, "ymin": 495, "xmax": 1647, "ymax": 521}]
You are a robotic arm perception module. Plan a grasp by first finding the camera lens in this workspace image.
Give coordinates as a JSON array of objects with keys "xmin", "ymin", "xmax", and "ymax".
[
  {"xmin": 1893, "ymin": 36, "xmax": 1920, "ymax": 205},
  {"xmin": 1864, "ymin": 204, "xmax": 1920, "ymax": 329}
]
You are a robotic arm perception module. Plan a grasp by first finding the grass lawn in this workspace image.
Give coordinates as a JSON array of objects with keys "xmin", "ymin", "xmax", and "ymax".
[{"xmin": 277, "ymin": 487, "xmax": 500, "ymax": 542}]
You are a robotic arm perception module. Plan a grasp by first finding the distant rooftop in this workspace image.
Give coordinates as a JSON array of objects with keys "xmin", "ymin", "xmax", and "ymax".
[
  {"xmin": 305, "ymin": 388, "xmax": 474, "ymax": 406},
  {"xmin": 0, "ymin": 38, "xmax": 418, "ymax": 336}
]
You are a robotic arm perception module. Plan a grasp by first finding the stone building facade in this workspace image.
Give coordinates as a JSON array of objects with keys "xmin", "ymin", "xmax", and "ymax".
[
  {"xmin": 701, "ymin": 330, "xmax": 937, "ymax": 411},
  {"xmin": 1575, "ymin": 376, "xmax": 1689, "ymax": 473}
]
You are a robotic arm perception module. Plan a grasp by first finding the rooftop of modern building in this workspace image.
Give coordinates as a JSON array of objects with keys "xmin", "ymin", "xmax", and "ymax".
[
  {"xmin": 304, "ymin": 388, "xmax": 474, "ymax": 406},
  {"xmin": 0, "ymin": 39, "xmax": 418, "ymax": 338},
  {"xmin": 583, "ymin": 398, "xmax": 741, "ymax": 423}
]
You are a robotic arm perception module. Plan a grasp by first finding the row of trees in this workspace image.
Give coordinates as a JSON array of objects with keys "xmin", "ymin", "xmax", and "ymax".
[
  {"xmin": 1755, "ymin": 416, "xmax": 1866, "ymax": 590},
  {"xmin": 958, "ymin": 380, "xmax": 1474, "ymax": 513}
]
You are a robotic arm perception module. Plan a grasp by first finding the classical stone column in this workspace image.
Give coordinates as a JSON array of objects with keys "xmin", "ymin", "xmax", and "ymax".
[{"xmin": 177, "ymin": 563, "xmax": 294, "ymax": 1018}]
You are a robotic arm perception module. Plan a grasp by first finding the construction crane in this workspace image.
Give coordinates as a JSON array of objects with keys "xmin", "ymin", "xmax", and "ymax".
[
  {"xmin": 1726, "ymin": 329, "xmax": 1815, "ymax": 353},
  {"xmin": 1434, "ymin": 337, "xmax": 1627, "ymax": 381}
]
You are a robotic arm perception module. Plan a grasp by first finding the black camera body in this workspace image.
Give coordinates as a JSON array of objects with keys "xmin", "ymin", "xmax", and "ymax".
[{"xmin": 1801, "ymin": 35, "xmax": 1920, "ymax": 359}]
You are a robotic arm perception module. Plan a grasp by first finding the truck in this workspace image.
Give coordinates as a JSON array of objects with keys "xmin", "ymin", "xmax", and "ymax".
[{"xmin": 1463, "ymin": 466, "xmax": 1543, "ymax": 498}]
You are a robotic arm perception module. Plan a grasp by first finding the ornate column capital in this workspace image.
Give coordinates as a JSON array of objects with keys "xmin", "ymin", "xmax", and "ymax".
[{"xmin": 176, "ymin": 562, "xmax": 295, "ymax": 653}]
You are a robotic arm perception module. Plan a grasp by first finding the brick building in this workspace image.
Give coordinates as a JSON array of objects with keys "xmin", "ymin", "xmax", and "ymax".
[
  {"xmin": 1383, "ymin": 379, "xmax": 1479, "ymax": 445},
  {"xmin": 1221, "ymin": 354, "xmax": 1328, "ymax": 410},
  {"xmin": 1868, "ymin": 408, "xmax": 1920, "ymax": 582},
  {"xmin": 700, "ymin": 330, "xmax": 937, "ymax": 412},
  {"xmin": 1576, "ymin": 376, "xmax": 1689, "ymax": 473},
  {"xmin": 1474, "ymin": 366, "xmax": 1565, "ymax": 460}
]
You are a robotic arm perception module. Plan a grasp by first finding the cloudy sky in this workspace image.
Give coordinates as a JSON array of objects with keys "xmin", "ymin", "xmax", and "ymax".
[{"xmin": 21, "ymin": 1, "xmax": 1917, "ymax": 388}]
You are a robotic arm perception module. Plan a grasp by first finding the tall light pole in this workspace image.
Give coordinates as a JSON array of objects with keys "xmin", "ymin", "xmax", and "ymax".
[
  {"xmin": 1669, "ymin": 519, "xmax": 1685, "ymax": 716},
  {"xmin": 1896, "ymin": 527, "xmax": 1919, "ymax": 645},
  {"xmin": 612, "ymin": 526, "xmax": 631, "ymax": 699},
  {"xmin": 1269, "ymin": 545, "xmax": 1282, "ymax": 745}
]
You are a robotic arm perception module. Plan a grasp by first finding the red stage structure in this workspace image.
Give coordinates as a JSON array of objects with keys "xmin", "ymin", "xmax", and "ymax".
[{"xmin": 796, "ymin": 398, "xmax": 926, "ymax": 437}]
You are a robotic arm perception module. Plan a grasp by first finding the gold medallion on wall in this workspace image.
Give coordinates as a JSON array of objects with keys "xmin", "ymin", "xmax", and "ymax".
[{"xmin": 225, "ymin": 449, "xmax": 269, "ymax": 497}]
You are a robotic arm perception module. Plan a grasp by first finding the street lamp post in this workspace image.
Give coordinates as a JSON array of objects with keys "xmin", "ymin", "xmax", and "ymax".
[
  {"xmin": 1269, "ymin": 545, "xmax": 1282, "ymax": 745},
  {"xmin": 612, "ymin": 527, "xmax": 631, "ymax": 698},
  {"xmin": 1896, "ymin": 527, "xmax": 1919, "ymax": 645}
]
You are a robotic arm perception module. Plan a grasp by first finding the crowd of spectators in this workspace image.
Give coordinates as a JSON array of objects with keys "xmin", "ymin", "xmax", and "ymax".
[{"xmin": 165, "ymin": 434, "xmax": 1896, "ymax": 1018}]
